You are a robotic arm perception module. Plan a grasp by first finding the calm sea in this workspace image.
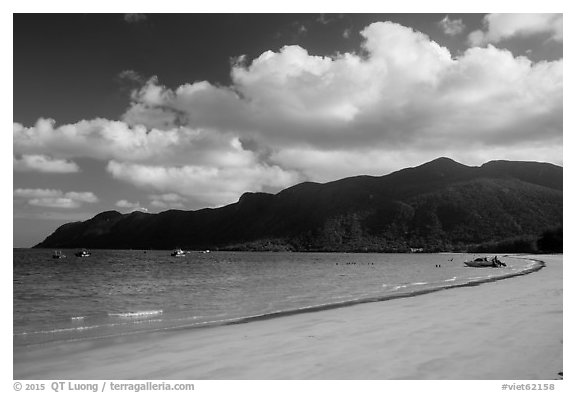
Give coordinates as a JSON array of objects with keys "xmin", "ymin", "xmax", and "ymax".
[{"xmin": 13, "ymin": 249, "xmax": 538, "ymax": 346}]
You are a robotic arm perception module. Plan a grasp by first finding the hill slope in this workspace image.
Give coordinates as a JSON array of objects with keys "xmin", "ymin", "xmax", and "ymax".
[{"xmin": 34, "ymin": 158, "xmax": 563, "ymax": 252}]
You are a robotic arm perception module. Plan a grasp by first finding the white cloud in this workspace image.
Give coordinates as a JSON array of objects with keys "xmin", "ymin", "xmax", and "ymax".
[
  {"xmin": 116, "ymin": 199, "xmax": 148, "ymax": 212},
  {"xmin": 122, "ymin": 21, "xmax": 559, "ymax": 150},
  {"xmin": 468, "ymin": 13, "xmax": 563, "ymax": 46},
  {"xmin": 438, "ymin": 16, "xmax": 465, "ymax": 36},
  {"xmin": 14, "ymin": 118, "xmax": 174, "ymax": 163},
  {"xmin": 116, "ymin": 199, "xmax": 139, "ymax": 208},
  {"xmin": 14, "ymin": 116, "xmax": 304, "ymax": 207},
  {"xmin": 14, "ymin": 188, "xmax": 99, "ymax": 209},
  {"xmin": 107, "ymin": 160, "xmax": 301, "ymax": 208},
  {"xmin": 14, "ymin": 189, "xmax": 62, "ymax": 199},
  {"xmin": 150, "ymin": 193, "xmax": 186, "ymax": 203},
  {"xmin": 65, "ymin": 192, "xmax": 98, "ymax": 203},
  {"xmin": 13, "ymin": 118, "xmax": 253, "ymax": 167},
  {"xmin": 14, "ymin": 21, "xmax": 562, "ymax": 206},
  {"xmin": 28, "ymin": 198, "xmax": 79, "ymax": 209},
  {"xmin": 13, "ymin": 154, "xmax": 80, "ymax": 173},
  {"xmin": 149, "ymin": 193, "xmax": 187, "ymax": 209}
]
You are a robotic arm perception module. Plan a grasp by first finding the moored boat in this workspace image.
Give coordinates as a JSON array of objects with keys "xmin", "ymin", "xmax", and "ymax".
[
  {"xmin": 52, "ymin": 250, "xmax": 66, "ymax": 259},
  {"xmin": 171, "ymin": 248, "xmax": 186, "ymax": 257},
  {"xmin": 74, "ymin": 249, "xmax": 91, "ymax": 257},
  {"xmin": 464, "ymin": 256, "xmax": 506, "ymax": 268}
]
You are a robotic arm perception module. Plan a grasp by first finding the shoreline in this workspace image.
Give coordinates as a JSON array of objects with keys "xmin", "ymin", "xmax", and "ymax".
[
  {"xmin": 14, "ymin": 254, "xmax": 562, "ymax": 379},
  {"xmin": 14, "ymin": 255, "xmax": 540, "ymax": 348},
  {"xmin": 222, "ymin": 255, "xmax": 545, "ymax": 327}
]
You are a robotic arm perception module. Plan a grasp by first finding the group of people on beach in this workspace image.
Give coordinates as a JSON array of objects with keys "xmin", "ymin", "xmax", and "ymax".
[{"xmin": 490, "ymin": 256, "xmax": 506, "ymax": 267}]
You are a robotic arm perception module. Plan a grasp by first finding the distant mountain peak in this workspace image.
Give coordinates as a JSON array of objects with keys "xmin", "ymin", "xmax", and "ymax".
[
  {"xmin": 387, "ymin": 157, "xmax": 471, "ymax": 183},
  {"xmin": 417, "ymin": 157, "xmax": 468, "ymax": 169},
  {"xmin": 431, "ymin": 156, "xmax": 457, "ymax": 163}
]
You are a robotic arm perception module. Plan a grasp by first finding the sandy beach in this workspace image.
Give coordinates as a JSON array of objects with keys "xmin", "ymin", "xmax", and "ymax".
[{"xmin": 13, "ymin": 255, "xmax": 562, "ymax": 380}]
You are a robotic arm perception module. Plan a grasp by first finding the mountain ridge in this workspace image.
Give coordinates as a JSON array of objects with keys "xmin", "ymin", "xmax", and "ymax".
[{"xmin": 34, "ymin": 158, "xmax": 563, "ymax": 252}]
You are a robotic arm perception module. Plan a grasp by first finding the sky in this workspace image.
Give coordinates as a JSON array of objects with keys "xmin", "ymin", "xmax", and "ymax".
[{"xmin": 12, "ymin": 12, "xmax": 563, "ymax": 247}]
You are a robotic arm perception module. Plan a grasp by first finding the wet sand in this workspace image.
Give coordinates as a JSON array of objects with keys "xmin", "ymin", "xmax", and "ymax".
[{"xmin": 13, "ymin": 255, "xmax": 562, "ymax": 380}]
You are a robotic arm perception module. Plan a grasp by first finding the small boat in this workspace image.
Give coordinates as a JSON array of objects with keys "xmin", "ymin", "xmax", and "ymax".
[
  {"xmin": 74, "ymin": 249, "xmax": 91, "ymax": 257},
  {"xmin": 171, "ymin": 248, "xmax": 186, "ymax": 257},
  {"xmin": 52, "ymin": 250, "xmax": 66, "ymax": 259},
  {"xmin": 464, "ymin": 256, "xmax": 505, "ymax": 268}
]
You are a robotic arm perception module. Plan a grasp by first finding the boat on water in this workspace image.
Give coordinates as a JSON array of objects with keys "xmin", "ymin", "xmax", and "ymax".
[
  {"xmin": 464, "ymin": 256, "xmax": 506, "ymax": 268},
  {"xmin": 171, "ymin": 248, "xmax": 186, "ymax": 257},
  {"xmin": 52, "ymin": 250, "xmax": 66, "ymax": 259},
  {"xmin": 74, "ymin": 249, "xmax": 91, "ymax": 257}
]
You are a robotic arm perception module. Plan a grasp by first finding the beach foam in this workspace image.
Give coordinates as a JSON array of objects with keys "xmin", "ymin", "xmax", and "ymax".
[{"xmin": 108, "ymin": 310, "xmax": 163, "ymax": 318}]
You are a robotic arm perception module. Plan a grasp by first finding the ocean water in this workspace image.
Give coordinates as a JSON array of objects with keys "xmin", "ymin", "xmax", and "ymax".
[{"xmin": 13, "ymin": 249, "xmax": 538, "ymax": 347}]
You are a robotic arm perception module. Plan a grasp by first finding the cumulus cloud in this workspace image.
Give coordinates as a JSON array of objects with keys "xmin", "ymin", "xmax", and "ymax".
[
  {"xmin": 14, "ymin": 189, "xmax": 62, "ymax": 199},
  {"xmin": 149, "ymin": 193, "xmax": 187, "ymax": 209},
  {"xmin": 14, "ymin": 118, "xmax": 303, "ymax": 209},
  {"xmin": 14, "ymin": 21, "xmax": 562, "ymax": 208},
  {"xmin": 122, "ymin": 21, "xmax": 560, "ymax": 150},
  {"xmin": 65, "ymin": 192, "xmax": 99, "ymax": 203},
  {"xmin": 14, "ymin": 118, "xmax": 250, "ymax": 166},
  {"xmin": 438, "ymin": 15, "xmax": 465, "ymax": 36},
  {"xmin": 468, "ymin": 13, "xmax": 563, "ymax": 46},
  {"xmin": 14, "ymin": 188, "xmax": 99, "ymax": 209},
  {"xmin": 107, "ymin": 160, "xmax": 300, "ymax": 207},
  {"xmin": 116, "ymin": 200, "xmax": 148, "ymax": 212},
  {"xmin": 13, "ymin": 154, "xmax": 80, "ymax": 173},
  {"xmin": 116, "ymin": 199, "xmax": 138, "ymax": 208}
]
